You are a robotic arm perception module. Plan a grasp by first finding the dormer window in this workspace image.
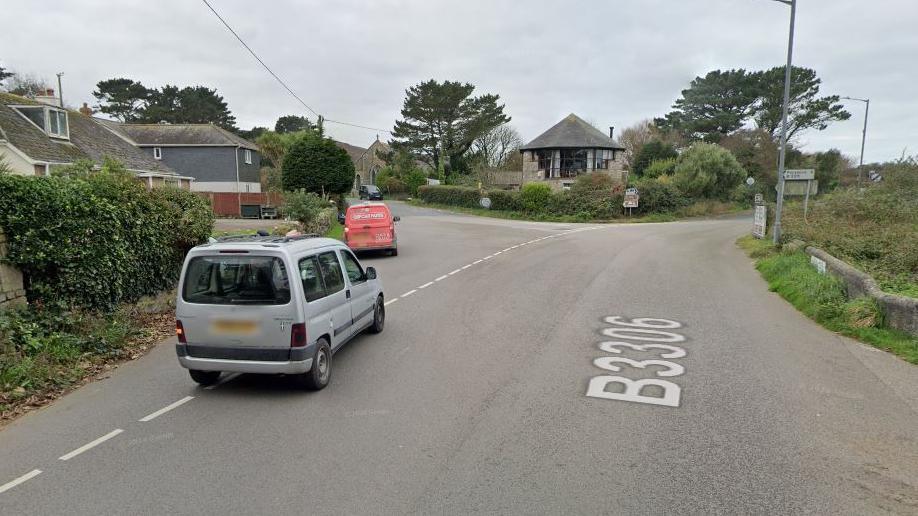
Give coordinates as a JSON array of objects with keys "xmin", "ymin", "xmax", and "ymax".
[{"xmin": 12, "ymin": 106, "xmax": 70, "ymax": 140}]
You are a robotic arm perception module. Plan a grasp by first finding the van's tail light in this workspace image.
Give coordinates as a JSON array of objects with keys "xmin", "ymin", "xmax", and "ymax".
[
  {"xmin": 290, "ymin": 323, "xmax": 307, "ymax": 347},
  {"xmin": 176, "ymin": 320, "xmax": 187, "ymax": 344}
]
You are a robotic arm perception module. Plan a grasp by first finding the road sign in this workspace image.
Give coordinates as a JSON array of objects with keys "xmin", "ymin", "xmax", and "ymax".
[
  {"xmin": 479, "ymin": 197, "xmax": 491, "ymax": 209},
  {"xmin": 746, "ymin": 177, "xmax": 755, "ymax": 186},
  {"xmin": 752, "ymin": 205, "xmax": 767, "ymax": 239},
  {"xmin": 754, "ymin": 193, "xmax": 764, "ymax": 205},
  {"xmin": 623, "ymin": 192, "xmax": 639, "ymax": 209},
  {"xmin": 784, "ymin": 169, "xmax": 815, "ymax": 180}
]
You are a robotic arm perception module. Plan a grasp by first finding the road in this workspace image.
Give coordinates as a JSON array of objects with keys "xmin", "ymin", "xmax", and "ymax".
[{"xmin": 2, "ymin": 202, "xmax": 917, "ymax": 515}]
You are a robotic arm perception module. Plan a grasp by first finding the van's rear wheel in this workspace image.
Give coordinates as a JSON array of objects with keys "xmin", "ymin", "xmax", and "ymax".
[
  {"xmin": 369, "ymin": 296, "xmax": 385, "ymax": 334},
  {"xmin": 298, "ymin": 338, "xmax": 331, "ymax": 390},
  {"xmin": 189, "ymin": 369, "xmax": 221, "ymax": 386}
]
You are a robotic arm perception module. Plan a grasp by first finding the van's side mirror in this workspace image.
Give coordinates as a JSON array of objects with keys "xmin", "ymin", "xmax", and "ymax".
[
  {"xmin": 365, "ymin": 266, "xmax": 377, "ymax": 280},
  {"xmin": 337, "ymin": 212, "xmax": 346, "ymax": 224},
  {"xmin": 393, "ymin": 216, "xmax": 401, "ymax": 222}
]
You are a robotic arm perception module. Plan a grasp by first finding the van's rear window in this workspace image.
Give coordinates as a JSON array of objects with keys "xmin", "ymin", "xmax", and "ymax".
[{"xmin": 183, "ymin": 256, "xmax": 290, "ymax": 305}]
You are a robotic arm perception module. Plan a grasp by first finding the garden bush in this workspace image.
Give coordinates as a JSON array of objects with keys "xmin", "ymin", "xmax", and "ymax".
[
  {"xmin": 485, "ymin": 189, "xmax": 522, "ymax": 211},
  {"xmin": 642, "ymin": 158, "xmax": 677, "ymax": 179},
  {"xmin": 0, "ymin": 166, "xmax": 214, "ymax": 310},
  {"xmin": 673, "ymin": 143, "xmax": 746, "ymax": 199},
  {"xmin": 417, "ymin": 185, "xmax": 481, "ymax": 208},
  {"xmin": 631, "ymin": 177, "xmax": 690, "ymax": 214},
  {"xmin": 520, "ymin": 182, "xmax": 553, "ymax": 213},
  {"xmin": 281, "ymin": 190, "xmax": 336, "ymax": 234},
  {"xmin": 281, "ymin": 132, "xmax": 355, "ymax": 196}
]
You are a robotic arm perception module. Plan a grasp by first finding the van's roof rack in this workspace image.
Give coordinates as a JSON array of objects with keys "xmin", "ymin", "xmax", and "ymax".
[{"xmin": 212, "ymin": 233, "xmax": 321, "ymax": 244}]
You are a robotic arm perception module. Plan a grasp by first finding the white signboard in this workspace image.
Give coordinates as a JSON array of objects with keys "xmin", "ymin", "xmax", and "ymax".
[
  {"xmin": 784, "ymin": 169, "xmax": 815, "ymax": 180},
  {"xmin": 479, "ymin": 197, "xmax": 492, "ymax": 209},
  {"xmin": 810, "ymin": 255, "xmax": 827, "ymax": 274},
  {"xmin": 752, "ymin": 205, "xmax": 767, "ymax": 239},
  {"xmin": 623, "ymin": 193, "xmax": 639, "ymax": 209}
]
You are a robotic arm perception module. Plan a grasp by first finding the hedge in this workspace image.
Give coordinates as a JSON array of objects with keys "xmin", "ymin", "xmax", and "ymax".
[
  {"xmin": 417, "ymin": 185, "xmax": 481, "ymax": 208},
  {"xmin": 0, "ymin": 172, "xmax": 214, "ymax": 310}
]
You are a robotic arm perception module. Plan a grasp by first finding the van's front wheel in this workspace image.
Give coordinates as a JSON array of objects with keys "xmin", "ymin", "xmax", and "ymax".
[
  {"xmin": 369, "ymin": 296, "xmax": 385, "ymax": 334},
  {"xmin": 189, "ymin": 369, "xmax": 221, "ymax": 386},
  {"xmin": 297, "ymin": 338, "xmax": 331, "ymax": 390}
]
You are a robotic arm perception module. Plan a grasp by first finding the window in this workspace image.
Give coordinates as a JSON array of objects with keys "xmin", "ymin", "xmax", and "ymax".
[
  {"xmin": 340, "ymin": 250, "xmax": 365, "ymax": 284},
  {"xmin": 18, "ymin": 107, "xmax": 46, "ymax": 130},
  {"xmin": 537, "ymin": 150, "xmax": 553, "ymax": 172},
  {"xmin": 153, "ymin": 147, "xmax": 162, "ymax": 160},
  {"xmin": 298, "ymin": 256, "xmax": 327, "ymax": 302},
  {"xmin": 182, "ymin": 256, "xmax": 290, "ymax": 305},
  {"xmin": 47, "ymin": 110, "xmax": 68, "ymax": 138},
  {"xmin": 594, "ymin": 149, "xmax": 612, "ymax": 170},
  {"xmin": 12, "ymin": 106, "xmax": 68, "ymax": 139},
  {"xmin": 244, "ymin": 149, "xmax": 252, "ymax": 164},
  {"xmin": 557, "ymin": 149, "xmax": 588, "ymax": 178},
  {"xmin": 316, "ymin": 251, "xmax": 345, "ymax": 295}
]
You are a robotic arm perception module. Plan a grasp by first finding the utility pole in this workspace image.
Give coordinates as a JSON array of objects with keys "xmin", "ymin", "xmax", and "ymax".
[
  {"xmin": 841, "ymin": 96, "xmax": 870, "ymax": 187},
  {"xmin": 771, "ymin": 0, "xmax": 796, "ymax": 245},
  {"xmin": 56, "ymin": 72, "xmax": 64, "ymax": 108}
]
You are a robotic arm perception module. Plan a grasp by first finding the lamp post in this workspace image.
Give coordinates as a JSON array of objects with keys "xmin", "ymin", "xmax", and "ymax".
[
  {"xmin": 769, "ymin": 0, "xmax": 796, "ymax": 245},
  {"xmin": 841, "ymin": 96, "xmax": 869, "ymax": 187}
]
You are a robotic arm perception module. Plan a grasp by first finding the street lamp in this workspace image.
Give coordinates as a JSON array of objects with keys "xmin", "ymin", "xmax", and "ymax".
[
  {"xmin": 840, "ymin": 96, "xmax": 870, "ymax": 187},
  {"xmin": 769, "ymin": 0, "xmax": 796, "ymax": 245}
]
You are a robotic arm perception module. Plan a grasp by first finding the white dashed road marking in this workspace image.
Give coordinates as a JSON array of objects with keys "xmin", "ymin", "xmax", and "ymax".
[
  {"xmin": 401, "ymin": 290, "xmax": 417, "ymax": 298},
  {"xmin": 384, "ymin": 298, "xmax": 398, "ymax": 306},
  {"xmin": 435, "ymin": 275, "xmax": 448, "ymax": 281},
  {"xmin": 204, "ymin": 372, "xmax": 241, "ymax": 390},
  {"xmin": 418, "ymin": 281, "xmax": 434, "ymax": 289},
  {"xmin": 138, "ymin": 396, "xmax": 195, "ymax": 422},
  {"xmin": 58, "ymin": 429, "xmax": 124, "ymax": 461},
  {"xmin": 448, "ymin": 268, "xmax": 462, "ymax": 275},
  {"xmin": 0, "ymin": 469, "xmax": 42, "ymax": 495}
]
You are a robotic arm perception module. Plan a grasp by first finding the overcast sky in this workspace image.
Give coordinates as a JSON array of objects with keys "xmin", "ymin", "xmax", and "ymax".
[{"xmin": 3, "ymin": 0, "xmax": 916, "ymax": 163}]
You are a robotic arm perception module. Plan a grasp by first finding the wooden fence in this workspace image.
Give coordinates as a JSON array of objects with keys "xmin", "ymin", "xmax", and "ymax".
[{"xmin": 197, "ymin": 192, "xmax": 284, "ymax": 218}]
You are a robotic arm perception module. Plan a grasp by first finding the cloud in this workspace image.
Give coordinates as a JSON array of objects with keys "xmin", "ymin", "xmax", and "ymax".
[{"xmin": 3, "ymin": 0, "xmax": 914, "ymax": 161}]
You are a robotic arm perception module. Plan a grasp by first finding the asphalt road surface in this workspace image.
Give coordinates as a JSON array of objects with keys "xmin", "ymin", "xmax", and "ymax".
[{"xmin": 2, "ymin": 202, "xmax": 917, "ymax": 515}]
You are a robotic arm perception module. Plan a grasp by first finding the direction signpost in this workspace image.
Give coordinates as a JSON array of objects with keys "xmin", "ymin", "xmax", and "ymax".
[
  {"xmin": 752, "ymin": 195, "xmax": 767, "ymax": 239},
  {"xmin": 783, "ymin": 169, "xmax": 815, "ymax": 221},
  {"xmin": 623, "ymin": 188, "xmax": 639, "ymax": 216}
]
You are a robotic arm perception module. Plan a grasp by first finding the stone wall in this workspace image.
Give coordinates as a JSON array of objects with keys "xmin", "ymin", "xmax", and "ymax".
[
  {"xmin": 805, "ymin": 246, "xmax": 917, "ymax": 336},
  {"xmin": 0, "ymin": 231, "xmax": 26, "ymax": 308}
]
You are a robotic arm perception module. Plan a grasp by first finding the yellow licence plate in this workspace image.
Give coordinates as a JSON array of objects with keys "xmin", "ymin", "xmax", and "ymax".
[{"xmin": 211, "ymin": 320, "xmax": 259, "ymax": 335}]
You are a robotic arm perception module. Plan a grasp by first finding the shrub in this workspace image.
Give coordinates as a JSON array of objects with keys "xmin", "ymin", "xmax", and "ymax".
[
  {"xmin": 673, "ymin": 143, "xmax": 746, "ymax": 199},
  {"xmin": 520, "ymin": 182, "xmax": 553, "ymax": 213},
  {"xmin": 403, "ymin": 169, "xmax": 428, "ymax": 196},
  {"xmin": 559, "ymin": 174, "xmax": 622, "ymax": 219},
  {"xmin": 281, "ymin": 190, "xmax": 336, "ymax": 234},
  {"xmin": 485, "ymin": 189, "xmax": 522, "ymax": 211},
  {"xmin": 281, "ymin": 132, "xmax": 355, "ymax": 195},
  {"xmin": 631, "ymin": 177, "xmax": 690, "ymax": 214},
  {"xmin": 632, "ymin": 140, "xmax": 678, "ymax": 176},
  {"xmin": 0, "ymin": 167, "xmax": 213, "ymax": 311},
  {"xmin": 417, "ymin": 185, "xmax": 481, "ymax": 208},
  {"xmin": 642, "ymin": 158, "xmax": 677, "ymax": 179}
]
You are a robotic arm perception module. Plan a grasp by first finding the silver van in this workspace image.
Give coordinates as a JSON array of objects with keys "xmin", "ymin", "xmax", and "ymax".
[{"xmin": 175, "ymin": 235, "xmax": 385, "ymax": 390}]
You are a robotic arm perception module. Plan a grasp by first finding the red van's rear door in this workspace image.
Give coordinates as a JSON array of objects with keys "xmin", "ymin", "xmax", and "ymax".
[{"xmin": 347, "ymin": 205, "xmax": 393, "ymax": 248}]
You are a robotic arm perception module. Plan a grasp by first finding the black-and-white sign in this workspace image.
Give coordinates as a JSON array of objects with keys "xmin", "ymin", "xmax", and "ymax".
[
  {"xmin": 479, "ymin": 197, "xmax": 492, "ymax": 209},
  {"xmin": 754, "ymin": 193, "xmax": 764, "ymax": 205},
  {"xmin": 784, "ymin": 169, "xmax": 815, "ymax": 180},
  {"xmin": 623, "ymin": 188, "xmax": 639, "ymax": 209},
  {"xmin": 753, "ymin": 205, "xmax": 767, "ymax": 239}
]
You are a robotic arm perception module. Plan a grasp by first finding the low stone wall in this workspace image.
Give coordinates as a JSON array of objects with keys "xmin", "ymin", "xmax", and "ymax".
[
  {"xmin": 0, "ymin": 231, "xmax": 26, "ymax": 308},
  {"xmin": 805, "ymin": 246, "xmax": 917, "ymax": 335}
]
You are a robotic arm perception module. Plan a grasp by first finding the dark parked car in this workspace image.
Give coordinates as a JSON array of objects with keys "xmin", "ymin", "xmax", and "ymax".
[{"xmin": 359, "ymin": 184, "xmax": 383, "ymax": 200}]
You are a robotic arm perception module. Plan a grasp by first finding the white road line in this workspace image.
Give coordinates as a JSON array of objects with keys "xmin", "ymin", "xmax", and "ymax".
[
  {"xmin": 461, "ymin": 264, "xmax": 472, "ymax": 270},
  {"xmin": 58, "ymin": 429, "xmax": 123, "ymax": 461},
  {"xmin": 482, "ymin": 255, "xmax": 493, "ymax": 260},
  {"xmin": 501, "ymin": 248, "xmax": 512, "ymax": 252},
  {"xmin": 384, "ymin": 298, "xmax": 399, "ymax": 306},
  {"xmin": 0, "ymin": 469, "xmax": 42, "ymax": 495},
  {"xmin": 434, "ymin": 275, "xmax": 448, "ymax": 281},
  {"xmin": 418, "ymin": 281, "xmax": 434, "ymax": 289},
  {"xmin": 401, "ymin": 289, "xmax": 417, "ymax": 298},
  {"xmin": 448, "ymin": 268, "xmax": 462, "ymax": 275},
  {"xmin": 204, "ymin": 372, "xmax": 241, "ymax": 390},
  {"xmin": 472, "ymin": 260, "xmax": 483, "ymax": 265},
  {"xmin": 138, "ymin": 396, "xmax": 195, "ymax": 422}
]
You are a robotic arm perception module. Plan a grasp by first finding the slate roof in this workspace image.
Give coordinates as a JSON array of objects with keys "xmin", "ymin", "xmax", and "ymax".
[
  {"xmin": 520, "ymin": 113, "xmax": 625, "ymax": 150},
  {"xmin": 102, "ymin": 121, "xmax": 259, "ymax": 150},
  {"xmin": 334, "ymin": 140, "xmax": 369, "ymax": 163},
  {"xmin": 0, "ymin": 93, "xmax": 176, "ymax": 174}
]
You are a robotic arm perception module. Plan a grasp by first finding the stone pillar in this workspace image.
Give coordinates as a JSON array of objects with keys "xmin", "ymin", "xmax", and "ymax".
[{"xmin": 0, "ymin": 231, "xmax": 27, "ymax": 308}]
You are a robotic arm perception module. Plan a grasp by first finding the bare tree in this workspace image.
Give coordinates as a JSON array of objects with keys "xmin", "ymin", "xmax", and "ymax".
[
  {"xmin": 3, "ymin": 72, "xmax": 51, "ymax": 97},
  {"xmin": 618, "ymin": 119, "xmax": 655, "ymax": 170},
  {"xmin": 473, "ymin": 124, "xmax": 523, "ymax": 168}
]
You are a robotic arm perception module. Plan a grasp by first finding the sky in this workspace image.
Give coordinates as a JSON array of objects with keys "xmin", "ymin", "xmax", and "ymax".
[{"xmin": 3, "ymin": 0, "xmax": 916, "ymax": 163}]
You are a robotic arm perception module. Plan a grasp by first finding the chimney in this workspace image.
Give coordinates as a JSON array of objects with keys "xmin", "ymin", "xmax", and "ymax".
[
  {"xmin": 609, "ymin": 126, "xmax": 615, "ymax": 139},
  {"xmin": 79, "ymin": 102, "xmax": 93, "ymax": 116},
  {"xmin": 34, "ymin": 88, "xmax": 61, "ymax": 107}
]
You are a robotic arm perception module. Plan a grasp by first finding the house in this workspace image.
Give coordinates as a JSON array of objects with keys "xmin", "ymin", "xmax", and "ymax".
[
  {"xmin": 100, "ymin": 121, "xmax": 261, "ymax": 193},
  {"xmin": 0, "ymin": 91, "xmax": 191, "ymax": 188},
  {"xmin": 518, "ymin": 113, "xmax": 627, "ymax": 190},
  {"xmin": 335, "ymin": 137, "xmax": 390, "ymax": 195}
]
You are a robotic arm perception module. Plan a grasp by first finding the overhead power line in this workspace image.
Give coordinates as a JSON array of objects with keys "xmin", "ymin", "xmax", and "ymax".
[{"xmin": 201, "ymin": 0, "xmax": 390, "ymax": 135}]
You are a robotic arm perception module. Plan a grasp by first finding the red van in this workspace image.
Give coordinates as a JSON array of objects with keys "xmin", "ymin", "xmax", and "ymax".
[{"xmin": 343, "ymin": 202, "xmax": 400, "ymax": 255}]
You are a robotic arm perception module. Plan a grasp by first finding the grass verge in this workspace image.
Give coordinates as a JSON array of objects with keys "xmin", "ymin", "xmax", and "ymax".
[
  {"xmin": 737, "ymin": 235, "xmax": 918, "ymax": 364},
  {"xmin": 0, "ymin": 292, "xmax": 176, "ymax": 424}
]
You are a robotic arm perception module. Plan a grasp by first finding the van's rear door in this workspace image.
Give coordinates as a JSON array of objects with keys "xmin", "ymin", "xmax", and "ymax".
[
  {"xmin": 178, "ymin": 253, "xmax": 297, "ymax": 359},
  {"xmin": 346, "ymin": 205, "xmax": 392, "ymax": 248}
]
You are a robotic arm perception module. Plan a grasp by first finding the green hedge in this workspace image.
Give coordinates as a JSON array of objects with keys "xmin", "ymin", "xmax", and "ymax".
[
  {"xmin": 417, "ymin": 185, "xmax": 481, "ymax": 208},
  {"xmin": 0, "ymin": 172, "xmax": 213, "ymax": 310}
]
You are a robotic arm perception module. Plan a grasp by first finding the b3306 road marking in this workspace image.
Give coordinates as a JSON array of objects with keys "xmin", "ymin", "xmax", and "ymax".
[{"xmin": 586, "ymin": 316, "xmax": 687, "ymax": 407}]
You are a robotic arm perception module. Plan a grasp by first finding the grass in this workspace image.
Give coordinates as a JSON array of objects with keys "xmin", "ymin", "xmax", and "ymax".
[{"xmin": 737, "ymin": 235, "xmax": 918, "ymax": 364}]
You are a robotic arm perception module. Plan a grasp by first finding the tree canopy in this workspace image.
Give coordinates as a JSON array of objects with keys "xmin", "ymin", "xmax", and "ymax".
[
  {"xmin": 93, "ymin": 78, "xmax": 237, "ymax": 129},
  {"xmin": 656, "ymin": 66, "xmax": 849, "ymax": 143},
  {"xmin": 391, "ymin": 79, "xmax": 510, "ymax": 177},
  {"xmin": 275, "ymin": 115, "xmax": 315, "ymax": 134},
  {"xmin": 0, "ymin": 61, "xmax": 13, "ymax": 85},
  {"xmin": 281, "ymin": 132, "xmax": 355, "ymax": 196},
  {"xmin": 632, "ymin": 140, "xmax": 678, "ymax": 176},
  {"xmin": 672, "ymin": 143, "xmax": 747, "ymax": 199}
]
